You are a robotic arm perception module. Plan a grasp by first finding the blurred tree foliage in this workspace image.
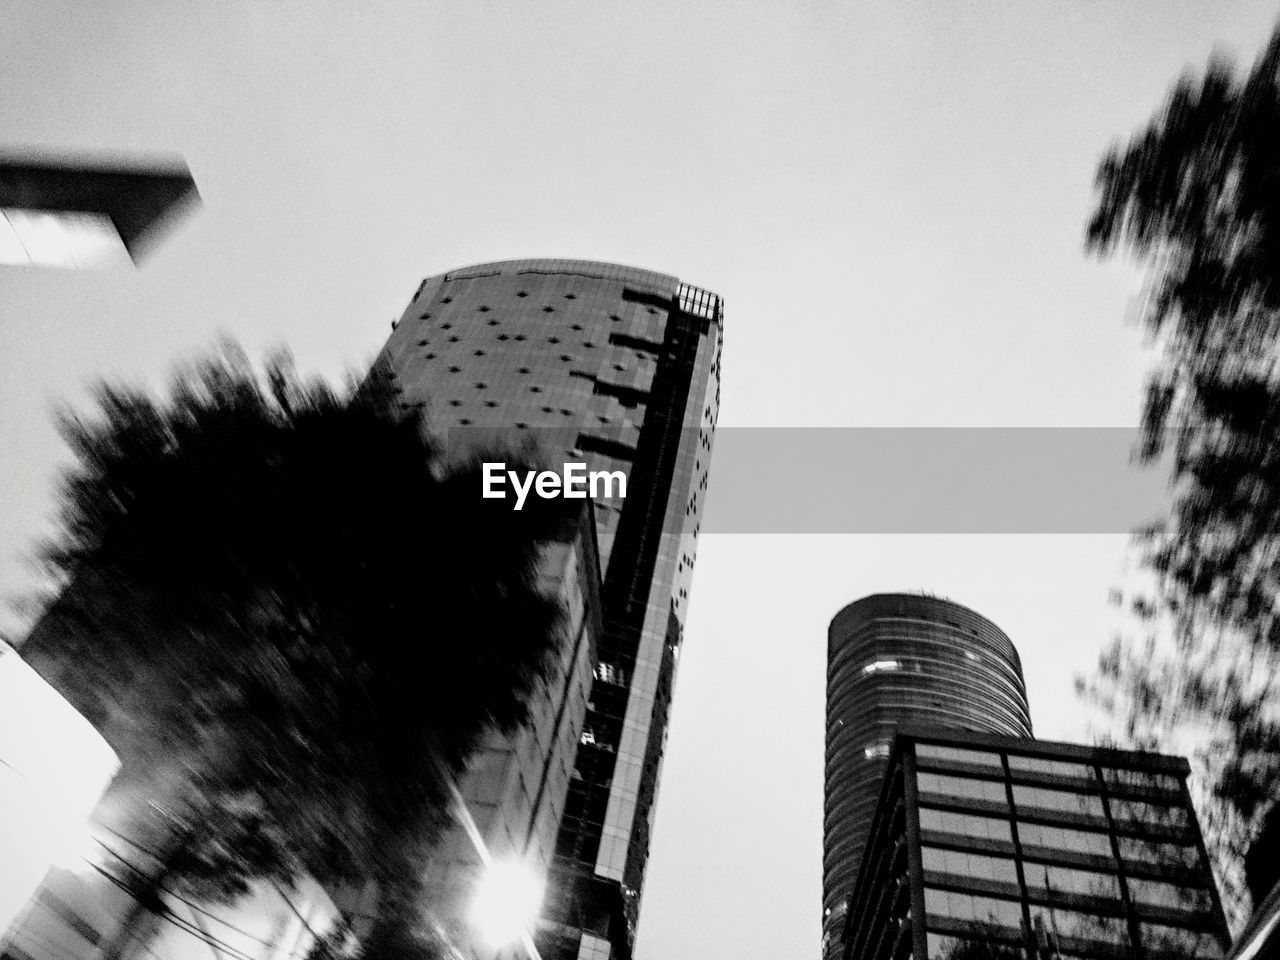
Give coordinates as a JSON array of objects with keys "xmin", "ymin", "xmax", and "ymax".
[
  {"xmin": 21, "ymin": 343, "xmax": 566, "ymax": 958},
  {"xmin": 1082, "ymin": 24, "xmax": 1280, "ymax": 921}
]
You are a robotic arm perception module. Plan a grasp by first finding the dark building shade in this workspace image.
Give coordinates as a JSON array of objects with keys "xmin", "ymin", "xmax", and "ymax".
[
  {"xmin": 825, "ymin": 594, "xmax": 1033, "ymax": 960},
  {"xmin": 0, "ymin": 152, "xmax": 199, "ymax": 265},
  {"xmin": 839, "ymin": 728, "xmax": 1231, "ymax": 960}
]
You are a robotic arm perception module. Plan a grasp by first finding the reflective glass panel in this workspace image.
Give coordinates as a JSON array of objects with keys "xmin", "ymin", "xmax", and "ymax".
[
  {"xmin": 919, "ymin": 772, "xmax": 1009, "ymax": 805},
  {"xmin": 1140, "ymin": 922, "xmax": 1225, "ymax": 958},
  {"xmin": 922, "ymin": 846, "xmax": 1019, "ymax": 885},
  {"xmin": 1127, "ymin": 877, "xmax": 1211, "ymax": 911},
  {"xmin": 1007, "ymin": 755, "xmax": 1095, "ymax": 782},
  {"xmin": 1012, "ymin": 785, "xmax": 1104, "ymax": 818},
  {"xmin": 1108, "ymin": 797, "xmax": 1188, "ymax": 829},
  {"xmin": 1016, "ymin": 821, "xmax": 1113, "ymax": 857},
  {"xmin": 920, "ymin": 807, "xmax": 1014, "ymax": 842},
  {"xmin": 1028, "ymin": 906, "xmax": 1128, "ymax": 946},
  {"xmin": 925, "ymin": 888, "xmax": 1024, "ymax": 929},
  {"xmin": 916, "ymin": 744, "xmax": 1005, "ymax": 771},
  {"xmin": 1023, "ymin": 862, "xmax": 1120, "ymax": 899},
  {"xmin": 1116, "ymin": 835, "xmax": 1200, "ymax": 869},
  {"xmin": 1101, "ymin": 767, "xmax": 1182, "ymax": 794},
  {"xmin": 926, "ymin": 932, "xmax": 1027, "ymax": 960}
]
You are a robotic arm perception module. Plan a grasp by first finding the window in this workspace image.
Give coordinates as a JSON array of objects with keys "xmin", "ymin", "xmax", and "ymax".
[
  {"xmin": 1140, "ymin": 922, "xmax": 1224, "ymax": 958},
  {"xmin": 919, "ymin": 808, "xmax": 1013, "ymax": 843},
  {"xmin": 916, "ymin": 744, "xmax": 1003, "ymax": 771},
  {"xmin": 595, "ymin": 663, "xmax": 627, "ymax": 685},
  {"xmin": 1030, "ymin": 907, "xmax": 1128, "ymax": 946},
  {"xmin": 543, "ymin": 305, "xmax": 555, "ymax": 313},
  {"xmin": 418, "ymin": 339, "xmax": 429, "ymax": 346},
  {"xmin": 924, "ymin": 889, "xmax": 1023, "ymax": 928},
  {"xmin": 1116, "ymin": 835, "xmax": 1200, "ymax": 869},
  {"xmin": 926, "ymin": 934, "xmax": 1023, "ymax": 960},
  {"xmin": 919, "ymin": 772, "xmax": 1007, "ymax": 805},
  {"xmin": 478, "ymin": 305, "xmax": 491, "ymax": 312},
  {"xmin": 1024, "ymin": 862, "xmax": 1120, "ymax": 899},
  {"xmin": 1127, "ymin": 877, "xmax": 1210, "ymax": 911},
  {"xmin": 1012, "ymin": 785, "xmax": 1103, "ymax": 818},
  {"xmin": 861, "ymin": 659, "xmax": 900, "ymax": 674},
  {"xmin": 1108, "ymin": 797, "xmax": 1188, "ymax": 829},
  {"xmin": 922, "ymin": 847, "xmax": 1018, "ymax": 885},
  {"xmin": 1007, "ymin": 755, "xmax": 1095, "ymax": 782},
  {"xmin": 863, "ymin": 741, "xmax": 891, "ymax": 760},
  {"xmin": 1017, "ymin": 822, "xmax": 1112, "ymax": 857}
]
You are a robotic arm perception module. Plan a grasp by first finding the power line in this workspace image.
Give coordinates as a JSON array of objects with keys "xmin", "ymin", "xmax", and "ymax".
[{"xmin": 79, "ymin": 854, "xmax": 322, "ymax": 960}]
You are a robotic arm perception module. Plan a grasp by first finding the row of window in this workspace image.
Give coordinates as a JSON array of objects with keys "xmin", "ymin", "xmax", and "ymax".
[
  {"xmin": 926, "ymin": 889, "xmax": 1130, "ymax": 947},
  {"xmin": 928, "ymin": 844, "xmax": 1207, "ymax": 908},
  {"xmin": 915, "ymin": 742, "xmax": 1182, "ymax": 794},
  {"xmin": 916, "ymin": 769, "xmax": 1189, "ymax": 829},
  {"xmin": 919, "ymin": 807, "xmax": 1200, "ymax": 869}
]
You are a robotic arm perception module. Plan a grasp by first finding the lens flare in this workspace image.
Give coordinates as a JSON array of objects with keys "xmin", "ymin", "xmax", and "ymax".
[{"xmin": 469, "ymin": 860, "xmax": 544, "ymax": 947}]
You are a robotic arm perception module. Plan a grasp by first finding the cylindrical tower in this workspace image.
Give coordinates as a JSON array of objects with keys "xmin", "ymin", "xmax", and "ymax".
[{"xmin": 822, "ymin": 593, "xmax": 1033, "ymax": 960}]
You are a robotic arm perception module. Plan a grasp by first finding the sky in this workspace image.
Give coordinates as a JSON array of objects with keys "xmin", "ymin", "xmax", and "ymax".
[{"xmin": 3, "ymin": 3, "xmax": 1279, "ymax": 959}]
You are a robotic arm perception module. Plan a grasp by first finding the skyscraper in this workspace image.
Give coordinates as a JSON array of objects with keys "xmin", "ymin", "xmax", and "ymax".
[
  {"xmin": 371, "ymin": 259, "xmax": 723, "ymax": 960},
  {"xmin": 824, "ymin": 594, "xmax": 1033, "ymax": 960},
  {"xmin": 840, "ymin": 728, "xmax": 1230, "ymax": 960}
]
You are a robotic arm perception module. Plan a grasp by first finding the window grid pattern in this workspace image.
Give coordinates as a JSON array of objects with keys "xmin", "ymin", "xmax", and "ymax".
[{"xmin": 836, "ymin": 735, "xmax": 1230, "ymax": 960}]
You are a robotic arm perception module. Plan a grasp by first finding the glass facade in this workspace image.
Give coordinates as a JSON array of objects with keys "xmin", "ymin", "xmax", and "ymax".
[
  {"xmin": 839, "ymin": 731, "xmax": 1230, "ymax": 960},
  {"xmin": 824, "ymin": 595, "xmax": 1033, "ymax": 960},
  {"xmin": 372, "ymin": 260, "xmax": 722, "ymax": 960}
]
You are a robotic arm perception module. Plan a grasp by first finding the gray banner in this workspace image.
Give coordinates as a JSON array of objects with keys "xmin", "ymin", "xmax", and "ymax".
[{"xmin": 445, "ymin": 427, "xmax": 1172, "ymax": 533}]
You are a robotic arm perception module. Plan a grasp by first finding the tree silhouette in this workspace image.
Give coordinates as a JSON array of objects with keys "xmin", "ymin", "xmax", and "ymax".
[
  {"xmin": 1083, "ymin": 20, "xmax": 1280, "ymax": 922},
  {"xmin": 20, "ymin": 343, "xmax": 568, "ymax": 956}
]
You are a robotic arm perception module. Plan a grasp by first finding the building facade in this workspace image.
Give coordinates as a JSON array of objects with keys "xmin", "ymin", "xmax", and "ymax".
[
  {"xmin": 372, "ymin": 259, "xmax": 723, "ymax": 960},
  {"xmin": 840, "ymin": 728, "xmax": 1231, "ymax": 960},
  {"xmin": 403, "ymin": 504, "xmax": 605, "ymax": 960},
  {"xmin": 825, "ymin": 594, "xmax": 1034, "ymax": 960}
]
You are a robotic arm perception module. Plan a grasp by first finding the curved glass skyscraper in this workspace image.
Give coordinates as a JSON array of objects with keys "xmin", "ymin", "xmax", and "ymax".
[{"xmin": 822, "ymin": 593, "xmax": 1033, "ymax": 960}]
